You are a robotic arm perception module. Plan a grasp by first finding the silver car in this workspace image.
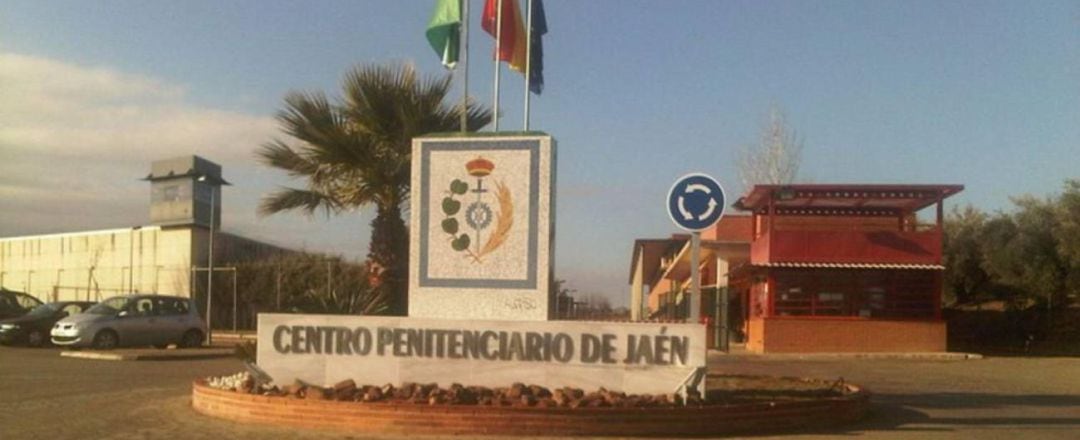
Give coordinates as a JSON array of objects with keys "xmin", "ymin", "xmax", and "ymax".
[{"xmin": 51, "ymin": 294, "xmax": 206, "ymax": 350}]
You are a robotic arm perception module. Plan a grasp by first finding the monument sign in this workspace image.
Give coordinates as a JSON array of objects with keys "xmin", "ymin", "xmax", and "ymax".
[
  {"xmin": 257, "ymin": 313, "xmax": 705, "ymax": 394},
  {"xmin": 255, "ymin": 133, "xmax": 708, "ymax": 395}
]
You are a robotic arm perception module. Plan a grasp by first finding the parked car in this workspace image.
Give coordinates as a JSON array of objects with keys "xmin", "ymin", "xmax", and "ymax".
[
  {"xmin": 51, "ymin": 294, "xmax": 206, "ymax": 350},
  {"xmin": 0, "ymin": 301, "xmax": 95, "ymax": 347},
  {"xmin": 0, "ymin": 288, "xmax": 43, "ymax": 320}
]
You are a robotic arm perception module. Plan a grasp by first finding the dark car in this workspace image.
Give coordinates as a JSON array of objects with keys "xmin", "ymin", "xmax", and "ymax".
[
  {"xmin": 0, "ymin": 288, "xmax": 44, "ymax": 320},
  {"xmin": 0, "ymin": 301, "xmax": 95, "ymax": 347}
]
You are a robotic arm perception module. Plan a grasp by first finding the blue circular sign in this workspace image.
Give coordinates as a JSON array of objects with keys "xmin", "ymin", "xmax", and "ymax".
[{"xmin": 667, "ymin": 173, "xmax": 727, "ymax": 231}]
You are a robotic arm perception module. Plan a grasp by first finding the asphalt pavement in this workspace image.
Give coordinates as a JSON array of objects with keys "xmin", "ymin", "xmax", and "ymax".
[{"xmin": 0, "ymin": 345, "xmax": 1077, "ymax": 439}]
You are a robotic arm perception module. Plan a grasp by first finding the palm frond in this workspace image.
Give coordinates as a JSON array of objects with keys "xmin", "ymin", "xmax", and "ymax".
[
  {"xmin": 256, "ymin": 139, "xmax": 320, "ymax": 177},
  {"xmin": 258, "ymin": 187, "xmax": 340, "ymax": 217}
]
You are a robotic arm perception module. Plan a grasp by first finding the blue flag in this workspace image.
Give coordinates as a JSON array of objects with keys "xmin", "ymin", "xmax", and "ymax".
[{"xmin": 528, "ymin": 0, "xmax": 546, "ymax": 94}]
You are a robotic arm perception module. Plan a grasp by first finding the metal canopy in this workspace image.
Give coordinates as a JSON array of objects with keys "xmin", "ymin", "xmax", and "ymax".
[
  {"xmin": 734, "ymin": 184, "xmax": 964, "ymax": 213},
  {"xmin": 658, "ymin": 239, "xmax": 750, "ymax": 284}
]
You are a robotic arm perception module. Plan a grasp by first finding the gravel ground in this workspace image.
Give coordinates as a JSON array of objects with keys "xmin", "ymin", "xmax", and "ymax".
[{"xmin": 1, "ymin": 345, "xmax": 1078, "ymax": 439}]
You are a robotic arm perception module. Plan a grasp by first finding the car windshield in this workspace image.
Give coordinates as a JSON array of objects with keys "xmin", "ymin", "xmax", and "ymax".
[
  {"xmin": 86, "ymin": 297, "xmax": 130, "ymax": 315},
  {"xmin": 26, "ymin": 303, "xmax": 61, "ymax": 317}
]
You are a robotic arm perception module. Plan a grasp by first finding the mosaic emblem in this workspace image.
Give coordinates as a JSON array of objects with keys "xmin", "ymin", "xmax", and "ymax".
[{"xmin": 440, "ymin": 156, "xmax": 513, "ymax": 263}]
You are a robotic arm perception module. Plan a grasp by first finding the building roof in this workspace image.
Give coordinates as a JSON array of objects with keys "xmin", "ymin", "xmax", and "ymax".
[
  {"xmin": 752, "ymin": 262, "xmax": 945, "ymax": 270},
  {"xmin": 734, "ymin": 184, "xmax": 964, "ymax": 213},
  {"xmin": 142, "ymin": 155, "xmax": 230, "ymax": 185},
  {"xmin": 628, "ymin": 238, "xmax": 686, "ymax": 285}
]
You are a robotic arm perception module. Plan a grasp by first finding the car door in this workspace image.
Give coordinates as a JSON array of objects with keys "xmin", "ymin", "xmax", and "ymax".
[
  {"xmin": 0, "ymin": 294, "xmax": 16, "ymax": 319},
  {"xmin": 155, "ymin": 298, "xmax": 189, "ymax": 344},
  {"xmin": 117, "ymin": 297, "xmax": 157, "ymax": 347}
]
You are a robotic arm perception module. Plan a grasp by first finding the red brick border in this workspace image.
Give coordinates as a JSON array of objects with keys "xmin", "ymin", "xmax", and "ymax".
[{"xmin": 192, "ymin": 380, "xmax": 868, "ymax": 437}]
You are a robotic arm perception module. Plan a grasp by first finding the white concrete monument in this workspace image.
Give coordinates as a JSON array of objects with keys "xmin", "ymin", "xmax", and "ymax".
[
  {"xmin": 257, "ymin": 313, "xmax": 706, "ymax": 394},
  {"xmin": 408, "ymin": 134, "xmax": 555, "ymax": 321}
]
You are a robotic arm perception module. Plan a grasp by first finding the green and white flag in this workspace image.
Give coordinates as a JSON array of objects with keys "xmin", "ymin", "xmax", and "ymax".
[{"xmin": 426, "ymin": 0, "xmax": 462, "ymax": 69}]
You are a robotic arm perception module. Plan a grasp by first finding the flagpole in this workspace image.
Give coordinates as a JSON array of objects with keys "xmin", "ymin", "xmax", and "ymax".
[
  {"xmin": 460, "ymin": 0, "xmax": 469, "ymax": 133},
  {"xmin": 523, "ymin": 0, "xmax": 533, "ymax": 130},
  {"xmin": 492, "ymin": 0, "xmax": 502, "ymax": 131}
]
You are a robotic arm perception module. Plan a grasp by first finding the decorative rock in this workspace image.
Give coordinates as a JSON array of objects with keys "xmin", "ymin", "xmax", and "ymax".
[
  {"xmin": 563, "ymin": 387, "xmax": 584, "ymax": 400},
  {"xmin": 333, "ymin": 379, "xmax": 357, "ymax": 401},
  {"xmin": 529, "ymin": 385, "xmax": 551, "ymax": 398},
  {"xmin": 275, "ymin": 381, "xmax": 302, "ymax": 398},
  {"xmin": 363, "ymin": 387, "xmax": 383, "ymax": 402},
  {"xmin": 520, "ymin": 395, "xmax": 536, "ymax": 407},
  {"xmin": 305, "ymin": 387, "xmax": 330, "ymax": 400},
  {"xmin": 552, "ymin": 389, "xmax": 568, "ymax": 406},
  {"xmin": 204, "ymin": 372, "xmax": 710, "ymax": 409},
  {"xmin": 507, "ymin": 383, "xmax": 526, "ymax": 399}
]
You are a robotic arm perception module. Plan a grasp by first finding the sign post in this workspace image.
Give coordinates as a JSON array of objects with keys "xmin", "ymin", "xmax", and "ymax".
[{"xmin": 666, "ymin": 173, "xmax": 726, "ymax": 324}]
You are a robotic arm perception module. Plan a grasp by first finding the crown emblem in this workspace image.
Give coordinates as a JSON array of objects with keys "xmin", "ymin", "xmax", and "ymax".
[{"xmin": 466, "ymin": 156, "xmax": 494, "ymax": 177}]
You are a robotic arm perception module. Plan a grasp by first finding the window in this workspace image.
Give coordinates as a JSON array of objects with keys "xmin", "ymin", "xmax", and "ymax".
[
  {"xmin": 152, "ymin": 185, "xmax": 182, "ymax": 203},
  {"xmin": 771, "ymin": 269, "xmax": 937, "ymax": 319},
  {"xmin": 193, "ymin": 183, "xmax": 213, "ymax": 203},
  {"xmin": 815, "ymin": 292, "xmax": 845, "ymax": 316},
  {"xmin": 157, "ymin": 298, "xmax": 189, "ymax": 316},
  {"xmin": 132, "ymin": 298, "xmax": 155, "ymax": 317},
  {"xmin": 61, "ymin": 304, "xmax": 86, "ymax": 317},
  {"xmin": 775, "ymin": 286, "xmax": 811, "ymax": 316},
  {"xmin": 15, "ymin": 293, "xmax": 41, "ymax": 310},
  {"xmin": 88, "ymin": 297, "xmax": 130, "ymax": 315}
]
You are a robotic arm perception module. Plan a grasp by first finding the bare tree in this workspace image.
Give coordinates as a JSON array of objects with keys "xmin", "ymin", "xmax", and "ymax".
[{"xmin": 737, "ymin": 106, "xmax": 804, "ymax": 190}]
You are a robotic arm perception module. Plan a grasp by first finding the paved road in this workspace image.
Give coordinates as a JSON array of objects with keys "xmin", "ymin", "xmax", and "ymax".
[
  {"xmin": 711, "ymin": 352, "xmax": 1080, "ymax": 439},
  {"xmin": 1, "ymin": 345, "xmax": 1078, "ymax": 439}
]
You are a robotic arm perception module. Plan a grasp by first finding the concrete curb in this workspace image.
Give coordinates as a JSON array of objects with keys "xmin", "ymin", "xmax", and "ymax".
[
  {"xmin": 710, "ymin": 350, "xmax": 983, "ymax": 361},
  {"xmin": 60, "ymin": 348, "xmax": 233, "ymax": 361}
]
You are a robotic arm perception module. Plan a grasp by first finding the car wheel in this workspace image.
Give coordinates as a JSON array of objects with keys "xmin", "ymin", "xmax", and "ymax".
[
  {"xmin": 26, "ymin": 330, "xmax": 46, "ymax": 348},
  {"xmin": 180, "ymin": 330, "xmax": 203, "ymax": 348},
  {"xmin": 92, "ymin": 330, "xmax": 119, "ymax": 350}
]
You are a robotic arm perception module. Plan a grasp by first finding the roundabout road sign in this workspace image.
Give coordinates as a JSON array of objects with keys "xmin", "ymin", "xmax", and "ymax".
[{"xmin": 667, "ymin": 173, "xmax": 727, "ymax": 232}]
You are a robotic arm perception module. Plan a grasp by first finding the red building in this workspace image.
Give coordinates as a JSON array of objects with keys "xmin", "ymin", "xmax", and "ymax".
[{"xmin": 630, "ymin": 184, "xmax": 963, "ymax": 353}]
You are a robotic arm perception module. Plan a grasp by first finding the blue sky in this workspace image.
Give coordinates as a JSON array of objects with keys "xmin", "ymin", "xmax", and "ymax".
[{"xmin": 1, "ymin": 1, "xmax": 1077, "ymax": 306}]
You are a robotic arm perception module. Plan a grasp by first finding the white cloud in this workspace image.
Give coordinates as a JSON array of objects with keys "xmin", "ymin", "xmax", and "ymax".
[
  {"xmin": 0, "ymin": 52, "xmax": 291, "ymax": 240},
  {"xmin": 0, "ymin": 52, "xmax": 275, "ymax": 163}
]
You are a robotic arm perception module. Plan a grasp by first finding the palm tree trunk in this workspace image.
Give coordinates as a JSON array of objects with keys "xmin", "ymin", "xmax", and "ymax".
[{"xmin": 369, "ymin": 204, "xmax": 409, "ymax": 315}]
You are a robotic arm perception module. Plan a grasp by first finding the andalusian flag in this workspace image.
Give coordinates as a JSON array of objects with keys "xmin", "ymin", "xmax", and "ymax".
[
  {"xmin": 481, "ymin": 0, "xmax": 527, "ymax": 72},
  {"xmin": 426, "ymin": 0, "xmax": 462, "ymax": 69}
]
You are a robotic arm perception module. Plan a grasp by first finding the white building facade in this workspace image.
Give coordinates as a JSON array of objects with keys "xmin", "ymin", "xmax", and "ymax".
[{"xmin": 0, "ymin": 156, "xmax": 284, "ymax": 304}]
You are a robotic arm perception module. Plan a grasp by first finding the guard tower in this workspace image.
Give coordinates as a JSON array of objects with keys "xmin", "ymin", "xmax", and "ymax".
[{"xmin": 144, "ymin": 156, "xmax": 229, "ymax": 228}]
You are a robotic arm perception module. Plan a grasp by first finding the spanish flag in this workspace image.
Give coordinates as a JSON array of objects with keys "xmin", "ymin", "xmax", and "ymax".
[{"xmin": 481, "ymin": 0, "xmax": 527, "ymax": 73}]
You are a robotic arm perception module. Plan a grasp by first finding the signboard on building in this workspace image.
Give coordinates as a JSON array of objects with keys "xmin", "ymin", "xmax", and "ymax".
[
  {"xmin": 408, "ymin": 134, "xmax": 556, "ymax": 321},
  {"xmin": 257, "ymin": 313, "xmax": 705, "ymax": 394}
]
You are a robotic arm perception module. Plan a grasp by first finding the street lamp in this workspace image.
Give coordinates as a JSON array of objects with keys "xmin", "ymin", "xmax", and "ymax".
[
  {"xmin": 129, "ymin": 226, "xmax": 142, "ymax": 294},
  {"xmin": 196, "ymin": 174, "xmax": 229, "ymax": 345},
  {"xmin": 127, "ymin": 225, "xmax": 142, "ymax": 294}
]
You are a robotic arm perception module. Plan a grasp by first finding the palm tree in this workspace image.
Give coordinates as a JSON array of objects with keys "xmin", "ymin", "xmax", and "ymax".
[{"xmin": 257, "ymin": 63, "xmax": 491, "ymax": 315}]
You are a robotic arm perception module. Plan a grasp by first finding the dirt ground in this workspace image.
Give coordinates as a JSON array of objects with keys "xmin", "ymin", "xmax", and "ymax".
[{"xmin": 1, "ymin": 345, "xmax": 1078, "ymax": 439}]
